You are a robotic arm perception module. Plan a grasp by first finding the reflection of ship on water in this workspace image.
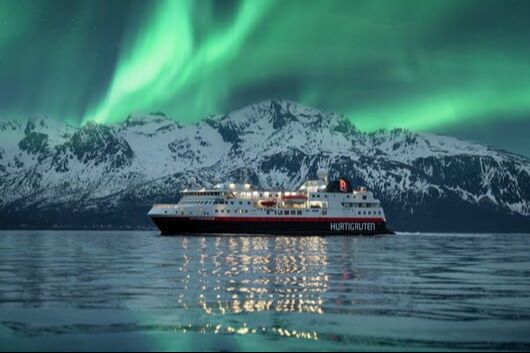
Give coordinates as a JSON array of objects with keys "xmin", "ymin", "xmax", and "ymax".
[
  {"xmin": 178, "ymin": 236, "xmax": 328, "ymax": 314},
  {"xmin": 171, "ymin": 236, "xmax": 330, "ymax": 339}
]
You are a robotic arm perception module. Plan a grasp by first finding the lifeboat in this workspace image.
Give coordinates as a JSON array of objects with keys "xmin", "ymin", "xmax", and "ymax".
[
  {"xmin": 282, "ymin": 194, "xmax": 307, "ymax": 204},
  {"xmin": 259, "ymin": 199, "xmax": 277, "ymax": 207}
]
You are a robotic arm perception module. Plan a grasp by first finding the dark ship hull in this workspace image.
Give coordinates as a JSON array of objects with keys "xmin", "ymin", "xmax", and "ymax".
[{"xmin": 150, "ymin": 216, "xmax": 394, "ymax": 236}]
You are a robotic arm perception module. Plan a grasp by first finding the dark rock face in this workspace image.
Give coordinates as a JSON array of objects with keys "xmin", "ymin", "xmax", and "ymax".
[
  {"xmin": 67, "ymin": 123, "xmax": 134, "ymax": 170},
  {"xmin": 19, "ymin": 120, "xmax": 50, "ymax": 158}
]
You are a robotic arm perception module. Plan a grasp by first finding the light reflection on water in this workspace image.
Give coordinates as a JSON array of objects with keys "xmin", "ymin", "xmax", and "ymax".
[{"xmin": 1, "ymin": 231, "xmax": 530, "ymax": 351}]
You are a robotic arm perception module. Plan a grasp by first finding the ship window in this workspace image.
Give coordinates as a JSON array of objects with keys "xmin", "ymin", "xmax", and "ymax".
[
  {"xmin": 362, "ymin": 195, "xmax": 367, "ymax": 200},
  {"xmin": 290, "ymin": 211, "xmax": 296, "ymax": 215},
  {"xmin": 247, "ymin": 202, "xmax": 251, "ymax": 205},
  {"xmin": 239, "ymin": 201, "xmax": 243, "ymax": 205},
  {"xmin": 267, "ymin": 210, "xmax": 270, "ymax": 215},
  {"xmin": 215, "ymin": 209, "xmax": 218, "ymax": 213},
  {"xmin": 221, "ymin": 209, "xmax": 224, "ymax": 213},
  {"xmin": 322, "ymin": 210, "xmax": 327, "ymax": 216},
  {"xmin": 230, "ymin": 201, "xmax": 234, "ymax": 205},
  {"xmin": 297, "ymin": 211, "xmax": 302, "ymax": 215},
  {"xmin": 164, "ymin": 210, "xmax": 167, "ymax": 214}
]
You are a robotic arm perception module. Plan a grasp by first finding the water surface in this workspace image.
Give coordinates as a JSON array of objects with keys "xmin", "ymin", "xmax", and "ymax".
[{"xmin": 1, "ymin": 231, "xmax": 529, "ymax": 351}]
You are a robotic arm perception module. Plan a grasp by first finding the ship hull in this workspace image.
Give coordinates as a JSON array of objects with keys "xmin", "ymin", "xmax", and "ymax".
[{"xmin": 150, "ymin": 216, "xmax": 394, "ymax": 236}]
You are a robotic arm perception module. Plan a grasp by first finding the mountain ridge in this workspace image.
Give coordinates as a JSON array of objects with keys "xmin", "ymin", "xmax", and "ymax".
[{"xmin": 1, "ymin": 100, "xmax": 529, "ymax": 231}]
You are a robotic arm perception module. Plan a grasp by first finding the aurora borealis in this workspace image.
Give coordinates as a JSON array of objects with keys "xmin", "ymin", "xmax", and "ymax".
[{"xmin": 0, "ymin": 0, "xmax": 529, "ymax": 156}]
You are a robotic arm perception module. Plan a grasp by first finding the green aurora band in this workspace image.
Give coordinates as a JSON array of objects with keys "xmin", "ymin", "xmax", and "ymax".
[{"xmin": 1, "ymin": 0, "xmax": 529, "ymax": 152}]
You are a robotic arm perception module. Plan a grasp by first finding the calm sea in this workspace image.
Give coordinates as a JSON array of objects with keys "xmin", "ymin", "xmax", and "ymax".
[{"xmin": 0, "ymin": 231, "xmax": 529, "ymax": 351}]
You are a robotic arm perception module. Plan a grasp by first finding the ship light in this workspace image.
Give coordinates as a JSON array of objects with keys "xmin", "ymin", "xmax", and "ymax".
[
  {"xmin": 244, "ymin": 183, "xmax": 251, "ymax": 190},
  {"xmin": 229, "ymin": 183, "xmax": 235, "ymax": 189},
  {"xmin": 264, "ymin": 192, "xmax": 269, "ymax": 197}
]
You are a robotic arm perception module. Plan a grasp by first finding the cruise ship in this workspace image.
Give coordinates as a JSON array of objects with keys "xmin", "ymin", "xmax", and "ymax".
[{"xmin": 148, "ymin": 171, "xmax": 393, "ymax": 235}]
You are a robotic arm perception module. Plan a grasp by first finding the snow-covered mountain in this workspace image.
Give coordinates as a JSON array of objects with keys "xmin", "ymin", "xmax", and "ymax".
[{"xmin": 1, "ymin": 100, "xmax": 529, "ymax": 231}]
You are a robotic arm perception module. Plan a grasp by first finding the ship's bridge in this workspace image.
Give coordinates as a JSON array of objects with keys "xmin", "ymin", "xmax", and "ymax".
[{"xmin": 298, "ymin": 180, "xmax": 327, "ymax": 193}]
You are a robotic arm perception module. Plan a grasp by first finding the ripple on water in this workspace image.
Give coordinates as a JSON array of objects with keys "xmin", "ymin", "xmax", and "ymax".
[{"xmin": 1, "ymin": 231, "xmax": 530, "ymax": 351}]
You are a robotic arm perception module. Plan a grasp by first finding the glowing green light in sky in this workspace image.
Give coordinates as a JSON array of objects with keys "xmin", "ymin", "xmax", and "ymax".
[
  {"xmin": 1, "ymin": 0, "xmax": 530, "ymax": 155},
  {"xmin": 86, "ymin": 0, "xmax": 274, "ymax": 124},
  {"xmin": 82, "ymin": 0, "xmax": 530, "ymax": 133}
]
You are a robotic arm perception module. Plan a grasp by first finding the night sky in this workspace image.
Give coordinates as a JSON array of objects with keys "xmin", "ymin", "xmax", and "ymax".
[{"xmin": 0, "ymin": 0, "xmax": 529, "ymax": 156}]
